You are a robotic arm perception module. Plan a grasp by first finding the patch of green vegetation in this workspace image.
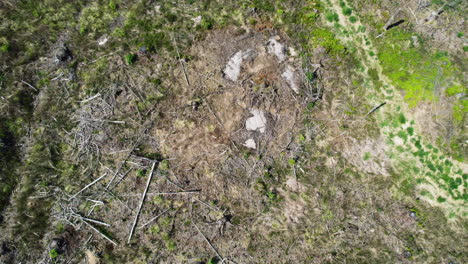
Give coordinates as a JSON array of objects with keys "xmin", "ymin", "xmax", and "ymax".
[
  {"xmin": 150, "ymin": 225, "xmax": 160, "ymax": 234},
  {"xmin": 452, "ymin": 100, "xmax": 467, "ymax": 123},
  {"xmin": 136, "ymin": 169, "xmax": 147, "ymax": 177},
  {"xmin": 376, "ymin": 29, "xmax": 461, "ymax": 107},
  {"xmin": 397, "ymin": 131, "xmax": 408, "ymax": 142},
  {"xmin": 446, "ymin": 84, "xmax": 464, "ymax": 96},
  {"xmin": 78, "ymin": 2, "xmax": 119, "ymax": 36},
  {"xmin": 363, "ymin": 152, "xmax": 371, "ymax": 160},
  {"xmin": 161, "ymin": 232, "xmax": 176, "ymax": 251},
  {"xmin": 309, "ymin": 28, "xmax": 346, "ymax": 55},
  {"xmin": 398, "ymin": 113, "xmax": 406, "ymax": 124},
  {"xmin": 367, "ymin": 68, "xmax": 380, "ymax": 87},
  {"xmin": 326, "ymin": 11, "xmax": 339, "ymax": 22},
  {"xmin": 349, "ymin": 16, "xmax": 357, "ymax": 23},
  {"xmin": 0, "ymin": 42, "xmax": 9, "ymax": 53},
  {"xmin": 457, "ymin": 32, "xmax": 464, "ymax": 38},
  {"xmin": 124, "ymin": 53, "xmax": 137, "ymax": 65},
  {"xmin": 49, "ymin": 249, "xmax": 59, "ymax": 259},
  {"xmin": 153, "ymin": 195, "xmax": 164, "ymax": 206},
  {"xmin": 342, "ymin": 7, "xmax": 353, "ymax": 16}
]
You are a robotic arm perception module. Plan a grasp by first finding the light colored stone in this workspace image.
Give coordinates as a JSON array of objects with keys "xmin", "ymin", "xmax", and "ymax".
[
  {"xmin": 281, "ymin": 65, "xmax": 299, "ymax": 93},
  {"xmin": 192, "ymin": 16, "xmax": 202, "ymax": 27},
  {"xmin": 267, "ymin": 37, "xmax": 286, "ymax": 62},
  {"xmin": 246, "ymin": 109, "xmax": 267, "ymax": 133},
  {"xmin": 223, "ymin": 50, "xmax": 253, "ymax": 81},
  {"xmin": 243, "ymin": 138, "xmax": 256, "ymax": 149},
  {"xmin": 97, "ymin": 35, "xmax": 109, "ymax": 46}
]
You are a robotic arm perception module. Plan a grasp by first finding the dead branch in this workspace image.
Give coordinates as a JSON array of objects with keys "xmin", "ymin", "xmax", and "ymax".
[
  {"xmin": 107, "ymin": 123, "xmax": 151, "ymax": 189},
  {"xmin": 376, "ymin": 9, "xmax": 404, "ymax": 38},
  {"xmin": 365, "ymin": 102, "xmax": 387, "ymax": 117},
  {"xmin": 127, "ymin": 161, "xmax": 157, "ymax": 244},
  {"xmin": 81, "ymin": 218, "xmax": 117, "ymax": 246},
  {"xmin": 172, "ymin": 33, "xmax": 190, "ymax": 86},
  {"xmin": 121, "ymin": 190, "xmax": 201, "ymax": 197},
  {"xmin": 112, "ymin": 168, "xmax": 133, "ymax": 189},
  {"xmin": 20, "ymin": 80, "xmax": 38, "ymax": 91},
  {"xmin": 70, "ymin": 211, "xmax": 111, "ymax": 227},
  {"xmin": 69, "ymin": 173, "xmax": 107, "ymax": 200},
  {"xmin": 164, "ymin": 174, "xmax": 221, "ymax": 212},
  {"xmin": 78, "ymin": 93, "xmax": 101, "ymax": 103},
  {"xmin": 193, "ymin": 221, "xmax": 223, "ymax": 260},
  {"xmin": 137, "ymin": 208, "xmax": 170, "ymax": 230},
  {"xmin": 383, "ymin": 9, "xmax": 402, "ymax": 30}
]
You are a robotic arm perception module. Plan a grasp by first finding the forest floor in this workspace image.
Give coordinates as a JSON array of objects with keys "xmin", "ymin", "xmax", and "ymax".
[{"xmin": 0, "ymin": 0, "xmax": 466, "ymax": 263}]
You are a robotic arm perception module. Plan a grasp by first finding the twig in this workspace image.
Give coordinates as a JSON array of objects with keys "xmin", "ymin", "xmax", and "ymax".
[
  {"xmin": 365, "ymin": 102, "xmax": 386, "ymax": 117},
  {"xmin": 165, "ymin": 175, "xmax": 221, "ymax": 212},
  {"xmin": 172, "ymin": 33, "xmax": 190, "ymax": 86},
  {"xmin": 193, "ymin": 222, "xmax": 223, "ymax": 260},
  {"xmin": 78, "ymin": 118, "xmax": 125, "ymax": 124},
  {"xmin": 81, "ymin": 219, "xmax": 117, "ymax": 246},
  {"xmin": 20, "ymin": 80, "xmax": 38, "ymax": 91},
  {"xmin": 78, "ymin": 93, "xmax": 101, "ymax": 103},
  {"xmin": 112, "ymin": 168, "xmax": 133, "ymax": 188},
  {"xmin": 107, "ymin": 124, "xmax": 150, "ymax": 189},
  {"xmin": 127, "ymin": 161, "xmax": 157, "ymax": 244},
  {"xmin": 84, "ymin": 52, "xmax": 116, "ymax": 65},
  {"xmin": 137, "ymin": 209, "xmax": 170, "ymax": 230},
  {"xmin": 69, "ymin": 173, "xmax": 107, "ymax": 200},
  {"xmin": 121, "ymin": 190, "xmax": 201, "ymax": 197},
  {"xmin": 70, "ymin": 212, "xmax": 111, "ymax": 227}
]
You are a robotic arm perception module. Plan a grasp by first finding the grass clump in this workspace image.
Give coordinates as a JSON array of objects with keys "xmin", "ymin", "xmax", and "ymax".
[
  {"xmin": 124, "ymin": 53, "xmax": 137, "ymax": 65},
  {"xmin": 0, "ymin": 38, "xmax": 9, "ymax": 53},
  {"xmin": 326, "ymin": 11, "xmax": 339, "ymax": 22},
  {"xmin": 49, "ymin": 249, "xmax": 59, "ymax": 259},
  {"xmin": 200, "ymin": 17, "xmax": 214, "ymax": 30},
  {"xmin": 342, "ymin": 7, "xmax": 352, "ymax": 16},
  {"xmin": 398, "ymin": 113, "xmax": 406, "ymax": 124}
]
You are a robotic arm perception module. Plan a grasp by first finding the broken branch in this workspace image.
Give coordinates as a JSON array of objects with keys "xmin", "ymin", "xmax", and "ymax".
[
  {"xmin": 193, "ymin": 221, "xmax": 223, "ymax": 260},
  {"xmin": 365, "ymin": 102, "xmax": 387, "ymax": 117},
  {"xmin": 137, "ymin": 209, "xmax": 170, "ymax": 230},
  {"xmin": 82, "ymin": 219, "xmax": 117, "ymax": 246},
  {"xmin": 127, "ymin": 161, "xmax": 157, "ymax": 244},
  {"xmin": 69, "ymin": 173, "xmax": 107, "ymax": 200}
]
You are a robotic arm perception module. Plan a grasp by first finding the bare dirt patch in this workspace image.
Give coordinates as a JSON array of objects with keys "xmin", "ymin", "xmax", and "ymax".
[{"xmin": 152, "ymin": 28, "xmax": 307, "ymax": 172}]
